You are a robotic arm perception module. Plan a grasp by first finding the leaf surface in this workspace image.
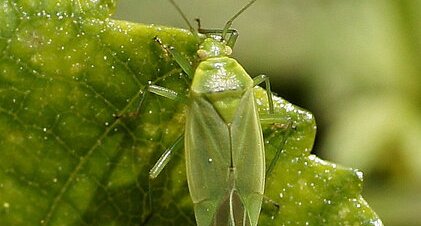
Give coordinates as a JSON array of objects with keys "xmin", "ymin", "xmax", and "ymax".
[{"xmin": 0, "ymin": 0, "xmax": 382, "ymax": 225}]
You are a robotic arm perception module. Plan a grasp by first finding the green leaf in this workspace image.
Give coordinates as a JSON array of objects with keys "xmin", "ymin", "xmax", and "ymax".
[{"xmin": 0, "ymin": 0, "xmax": 382, "ymax": 225}]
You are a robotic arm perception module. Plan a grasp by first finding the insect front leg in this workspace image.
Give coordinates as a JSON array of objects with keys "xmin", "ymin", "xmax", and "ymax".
[
  {"xmin": 194, "ymin": 19, "xmax": 239, "ymax": 48},
  {"xmin": 253, "ymin": 75, "xmax": 274, "ymax": 114},
  {"xmin": 154, "ymin": 36, "xmax": 195, "ymax": 79},
  {"xmin": 200, "ymin": 28, "xmax": 238, "ymax": 48}
]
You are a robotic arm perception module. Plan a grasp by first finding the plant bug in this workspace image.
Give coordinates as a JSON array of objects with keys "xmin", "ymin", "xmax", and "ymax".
[{"xmin": 143, "ymin": 0, "xmax": 289, "ymax": 225}]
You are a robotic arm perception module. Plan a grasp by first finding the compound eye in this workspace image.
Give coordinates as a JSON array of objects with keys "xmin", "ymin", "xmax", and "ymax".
[
  {"xmin": 197, "ymin": 49, "xmax": 208, "ymax": 59},
  {"xmin": 225, "ymin": 46, "xmax": 232, "ymax": 56}
]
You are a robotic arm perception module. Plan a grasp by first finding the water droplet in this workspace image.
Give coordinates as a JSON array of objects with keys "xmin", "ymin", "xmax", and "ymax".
[
  {"xmin": 208, "ymin": 158, "xmax": 213, "ymax": 163},
  {"xmin": 356, "ymin": 171, "xmax": 363, "ymax": 179}
]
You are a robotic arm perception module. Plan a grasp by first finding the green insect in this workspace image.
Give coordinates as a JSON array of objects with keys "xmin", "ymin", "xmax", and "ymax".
[{"xmin": 144, "ymin": 0, "xmax": 288, "ymax": 225}]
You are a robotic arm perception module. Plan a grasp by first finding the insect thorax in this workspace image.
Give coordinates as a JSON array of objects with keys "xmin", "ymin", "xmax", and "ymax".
[{"xmin": 190, "ymin": 57, "xmax": 254, "ymax": 123}]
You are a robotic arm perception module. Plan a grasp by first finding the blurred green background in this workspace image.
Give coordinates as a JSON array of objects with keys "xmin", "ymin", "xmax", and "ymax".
[{"xmin": 113, "ymin": 0, "xmax": 421, "ymax": 225}]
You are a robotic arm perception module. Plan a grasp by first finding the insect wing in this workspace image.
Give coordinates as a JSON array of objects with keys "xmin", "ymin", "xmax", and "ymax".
[
  {"xmin": 185, "ymin": 89, "xmax": 265, "ymax": 226},
  {"xmin": 231, "ymin": 89, "xmax": 265, "ymax": 226},
  {"xmin": 185, "ymin": 94, "xmax": 232, "ymax": 226}
]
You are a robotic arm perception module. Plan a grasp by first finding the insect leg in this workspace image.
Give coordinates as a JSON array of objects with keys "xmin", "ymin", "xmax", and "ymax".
[
  {"xmin": 125, "ymin": 84, "xmax": 187, "ymax": 119},
  {"xmin": 149, "ymin": 134, "xmax": 185, "ymax": 179},
  {"xmin": 147, "ymin": 134, "xmax": 184, "ymax": 221},
  {"xmin": 154, "ymin": 36, "xmax": 195, "ymax": 79},
  {"xmin": 142, "ymin": 85, "xmax": 186, "ymax": 176},
  {"xmin": 260, "ymin": 115, "xmax": 292, "ymax": 189},
  {"xmin": 259, "ymin": 113, "xmax": 295, "ymax": 176},
  {"xmin": 225, "ymin": 30, "xmax": 239, "ymax": 49},
  {"xmin": 209, "ymin": 29, "xmax": 238, "ymax": 48},
  {"xmin": 147, "ymin": 84, "xmax": 187, "ymax": 103},
  {"xmin": 145, "ymin": 89, "xmax": 185, "ymax": 221},
  {"xmin": 253, "ymin": 75, "xmax": 274, "ymax": 114},
  {"xmin": 259, "ymin": 114, "xmax": 294, "ymax": 215},
  {"xmin": 194, "ymin": 22, "xmax": 239, "ymax": 48}
]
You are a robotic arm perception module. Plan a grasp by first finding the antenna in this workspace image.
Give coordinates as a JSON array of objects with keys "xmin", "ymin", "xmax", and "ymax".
[
  {"xmin": 168, "ymin": 0, "xmax": 198, "ymax": 37},
  {"xmin": 222, "ymin": 0, "xmax": 257, "ymax": 39}
]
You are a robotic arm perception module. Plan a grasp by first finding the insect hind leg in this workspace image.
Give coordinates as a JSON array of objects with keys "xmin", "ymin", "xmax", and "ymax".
[
  {"xmin": 260, "ymin": 114, "xmax": 295, "ymax": 176},
  {"xmin": 149, "ymin": 134, "xmax": 185, "ymax": 179},
  {"xmin": 147, "ymin": 134, "xmax": 184, "ymax": 223},
  {"xmin": 259, "ymin": 116, "xmax": 295, "ymax": 219},
  {"xmin": 253, "ymin": 74, "xmax": 274, "ymax": 114}
]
